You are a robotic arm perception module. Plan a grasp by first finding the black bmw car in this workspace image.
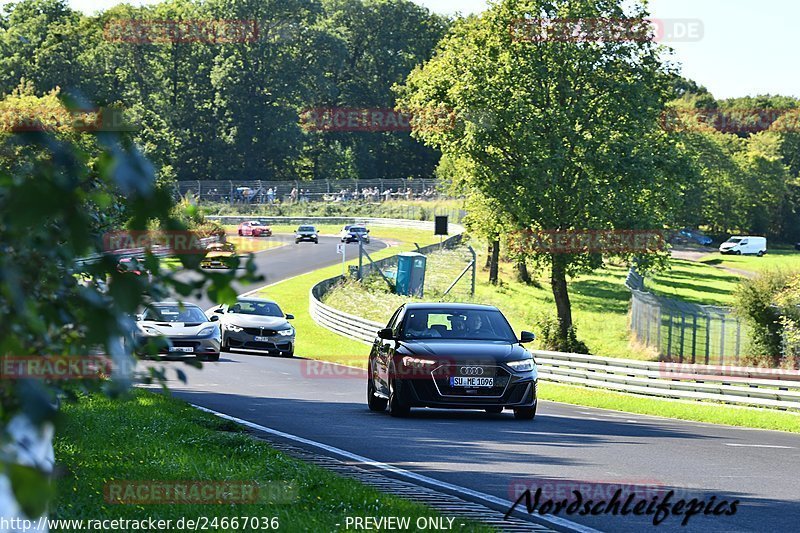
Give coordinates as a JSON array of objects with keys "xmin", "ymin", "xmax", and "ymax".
[{"xmin": 367, "ymin": 303, "xmax": 538, "ymax": 419}]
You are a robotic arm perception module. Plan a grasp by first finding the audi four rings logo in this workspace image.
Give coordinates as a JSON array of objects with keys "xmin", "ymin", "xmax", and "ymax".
[{"xmin": 459, "ymin": 366, "xmax": 484, "ymax": 376}]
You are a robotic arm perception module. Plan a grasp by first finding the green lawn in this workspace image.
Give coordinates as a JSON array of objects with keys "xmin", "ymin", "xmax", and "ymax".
[
  {"xmin": 646, "ymin": 259, "xmax": 743, "ymax": 306},
  {"xmin": 540, "ymin": 382, "xmax": 800, "ymax": 433},
  {"xmin": 321, "ymin": 245, "xmax": 743, "ymax": 362},
  {"xmin": 699, "ymin": 248, "xmax": 800, "ymax": 274},
  {"xmin": 53, "ymin": 390, "xmax": 492, "ymax": 531},
  {"xmin": 254, "ymin": 226, "xmax": 443, "ymax": 366}
]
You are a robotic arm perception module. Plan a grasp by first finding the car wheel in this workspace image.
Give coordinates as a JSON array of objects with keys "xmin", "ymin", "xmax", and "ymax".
[
  {"xmin": 735, "ymin": 250, "xmax": 742, "ymax": 255},
  {"xmin": 367, "ymin": 372, "xmax": 388, "ymax": 412},
  {"xmin": 388, "ymin": 375, "xmax": 410, "ymax": 417},
  {"xmin": 283, "ymin": 349, "xmax": 294, "ymax": 358},
  {"xmin": 513, "ymin": 403, "xmax": 537, "ymax": 420},
  {"xmin": 757, "ymin": 251, "xmax": 765, "ymax": 257},
  {"xmin": 238, "ymin": 230, "xmax": 243, "ymax": 236},
  {"xmin": 203, "ymin": 353, "xmax": 221, "ymax": 362},
  {"xmin": 222, "ymin": 335, "xmax": 230, "ymax": 352},
  {"xmin": 314, "ymin": 238, "xmax": 319, "ymax": 244},
  {"xmin": 295, "ymin": 240, "xmax": 300, "ymax": 244},
  {"xmin": 485, "ymin": 407, "xmax": 503, "ymax": 414}
]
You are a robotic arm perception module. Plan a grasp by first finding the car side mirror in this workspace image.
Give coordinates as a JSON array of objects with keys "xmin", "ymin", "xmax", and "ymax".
[
  {"xmin": 519, "ymin": 331, "xmax": 536, "ymax": 343},
  {"xmin": 135, "ymin": 313, "xmax": 144, "ymax": 321},
  {"xmin": 210, "ymin": 315, "xmax": 220, "ymax": 322},
  {"xmin": 285, "ymin": 314, "xmax": 294, "ymax": 320},
  {"xmin": 214, "ymin": 308, "xmax": 224, "ymax": 314},
  {"xmin": 377, "ymin": 328, "xmax": 394, "ymax": 340}
]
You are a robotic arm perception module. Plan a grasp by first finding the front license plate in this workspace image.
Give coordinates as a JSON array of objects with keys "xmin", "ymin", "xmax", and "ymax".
[
  {"xmin": 254, "ymin": 336, "xmax": 270, "ymax": 342},
  {"xmin": 172, "ymin": 346, "xmax": 193, "ymax": 353},
  {"xmin": 450, "ymin": 377, "xmax": 494, "ymax": 388}
]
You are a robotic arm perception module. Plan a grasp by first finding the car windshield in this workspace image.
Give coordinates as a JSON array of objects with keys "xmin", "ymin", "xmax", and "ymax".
[
  {"xmin": 229, "ymin": 301, "xmax": 284, "ymax": 317},
  {"xmin": 249, "ymin": 221, "xmax": 262, "ymax": 226},
  {"xmin": 350, "ymin": 227, "xmax": 367, "ymax": 233},
  {"xmin": 726, "ymin": 238, "xmax": 742, "ymax": 244},
  {"xmin": 298, "ymin": 226, "xmax": 315, "ymax": 232},
  {"xmin": 401, "ymin": 309, "xmax": 516, "ymax": 342},
  {"xmin": 207, "ymin": 243, "xmax": 235, "ymax": 252},
  {"xmin": 143, "ymin": 305, "xmax": 207, "ymax": 323}
]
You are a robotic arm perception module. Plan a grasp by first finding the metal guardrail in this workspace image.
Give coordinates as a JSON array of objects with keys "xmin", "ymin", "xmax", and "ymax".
[
  {"xmin": 75, "ymin": 236, "xmax": 221, "ymax": 267},
  {"xmin": 309, "ymin": 286, "xmax": 800, "ymax": 410},
  {"xmin": 206, "ymin": 215, "xmax": 462, "ymax": 231},
  {"xmin": 309, "ymin": 228, "xmax": 465, "ymax": 344}
]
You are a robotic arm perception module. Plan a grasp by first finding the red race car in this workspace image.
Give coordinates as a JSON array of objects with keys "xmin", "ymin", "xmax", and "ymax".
[{"xmin": 237, "ymin": 220, "xmax": 272, "ymax": 237}]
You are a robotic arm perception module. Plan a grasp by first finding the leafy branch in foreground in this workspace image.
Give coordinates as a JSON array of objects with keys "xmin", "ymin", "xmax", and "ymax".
[{"xmin": 0, "ymin": 94, "xmax": 260, "ymax": 518}]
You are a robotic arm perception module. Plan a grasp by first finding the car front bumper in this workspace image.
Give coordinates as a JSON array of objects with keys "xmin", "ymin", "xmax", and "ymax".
[
  {"xmin": 224, "ymin": 330, "xmax": 295, "ymax": 355},
  {"xmin": 136, "ymin": 334, "xmax": 221, "ymax": 358},
  {"xmin": 295, "ymin": 234, "xmax": 317, "ymax": 241},
  {"xmin": 394, "ymin": 364, "xmax": 537, "ymax": 409}
]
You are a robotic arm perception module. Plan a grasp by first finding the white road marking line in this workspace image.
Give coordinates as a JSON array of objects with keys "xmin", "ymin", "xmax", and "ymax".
[
  {"xmin": 727, "ymin": 442, "xmax": 796, "ymax": 449},
  {"xmin": 193, "ymin": 405, "xmax": 598, "ymax": 533}
]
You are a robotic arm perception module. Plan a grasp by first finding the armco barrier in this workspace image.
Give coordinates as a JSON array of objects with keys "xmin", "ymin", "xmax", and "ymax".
[
  {"xmin": 206, "ymin": 215, "xmax": 461, "ymax": 232},
  {"xmin": 309, "ymin": 228, "xmax": 464, "ymax": 344},
  {"xmin": 76, "ymin": 236, "xmax": 220, "ymax": 267},
  {"xmin": 309, "ymin": 290, "xmax": 800, "ymax": 410}
]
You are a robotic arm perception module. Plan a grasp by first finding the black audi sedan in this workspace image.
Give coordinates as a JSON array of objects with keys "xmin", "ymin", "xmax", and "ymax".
[{"xmin": 367, "ymin": 303, "xmax": 538, "ymax": 419}]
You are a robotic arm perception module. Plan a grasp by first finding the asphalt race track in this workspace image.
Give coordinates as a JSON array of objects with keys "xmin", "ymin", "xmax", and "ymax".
[{"xmin": 153, "ymin": 234, "xmax": 800, "ymax": 533}]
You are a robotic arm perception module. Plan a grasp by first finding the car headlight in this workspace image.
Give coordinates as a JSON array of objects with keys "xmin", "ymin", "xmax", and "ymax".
[
  {"xmin": 140, "ymin": 326, "xmax": 161, "ymax": 336},
  {"xmin": 277, "ymin": 327, "xmax": 294, "ymax": 337},
  {"xmin": 225, "ymin": 324, "xmax": 244, "ymax": 333},
  {"xmin": 507, "ymin": 359, "xmax": 535, "ymax": 372},
  {"xmin": 198, "ymin": 326, "xmax": 218, "ymax": 337},
  {"xmin": 402, "ymin": 356, "xmax": 436, "ymax": 368}
]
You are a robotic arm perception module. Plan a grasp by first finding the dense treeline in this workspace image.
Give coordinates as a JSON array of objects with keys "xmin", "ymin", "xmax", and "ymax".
[
  {"xmin": 667, "ymin": 89, "xmax": 800, "ymax": 242},
  {"xmin": 1, "ymin": 0, "xmax": 799, "ymax": 243},
  {"xmin": 0, "ymin": 0, "xmax": 447, "ymax": 183}
]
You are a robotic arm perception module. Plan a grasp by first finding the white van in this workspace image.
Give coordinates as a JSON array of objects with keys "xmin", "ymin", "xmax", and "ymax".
[{"xmin": 719, "ymin": 236, "xmax": 767, "ymax": 256}]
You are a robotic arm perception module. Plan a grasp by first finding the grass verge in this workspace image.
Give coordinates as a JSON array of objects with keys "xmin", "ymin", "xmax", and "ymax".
[
  {"xmin": 53, "ymin": 390, "xmax": 493, "ymax": 531},
  {"xmin": 540, "ymin": 382, "xmax": 800, "ymax": 433},
  {"xmin": 256, "ymin": 227, "xmax": 442, "ymax": 366},
  {"xmin": 699, "ymin": 248, "xmax": 800, "ymax": 274}
]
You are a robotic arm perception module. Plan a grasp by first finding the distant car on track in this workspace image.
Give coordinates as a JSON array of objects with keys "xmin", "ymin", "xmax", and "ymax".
[
  {"xmin": 200, "ymin": 242, "xmax": 237, "ymax": 269},
  {"xmin": 340, "ymin": 224, "xmax": 370, "ymax": 244},
  {"xmin": 295, "ymin": 225, "xmax": 319, "ymax": 244},
  {"xmin": 238, "ymin": 220, "xmax": 272, "ymax": 237},
  {"xmin": 209, "ymin": 298, "xmax": 295, "ymax": 357},
  {"xmin": 368, "ymin": 303, "xmax": 538, "ymax": 419},
  {"xmin": 135, "ymin": 302, "xmax": 221, "ymax": 361}
]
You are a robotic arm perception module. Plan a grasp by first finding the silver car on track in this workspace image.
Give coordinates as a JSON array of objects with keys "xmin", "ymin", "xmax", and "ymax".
[{"xmin": 209, "ymin": 298, "xmax": 295, "ymax": 357}]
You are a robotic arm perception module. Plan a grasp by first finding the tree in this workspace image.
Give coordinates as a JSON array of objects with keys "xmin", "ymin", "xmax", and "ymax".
[
  {"xmin": 397, "ymin": 0, "xmax": 682, "ymax": 347},
  {"xmin": 0, "ymin": 93, "xmax": 257, "ymax": 518}
]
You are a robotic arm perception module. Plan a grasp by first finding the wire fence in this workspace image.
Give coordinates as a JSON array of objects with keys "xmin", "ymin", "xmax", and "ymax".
[
  {"xmin": 175, "ymin": 178, "xmax": 446, "ymax": 204},
  {"xmin": 627, "ymin": 269, "xmax": 747, "ymax": 365}
]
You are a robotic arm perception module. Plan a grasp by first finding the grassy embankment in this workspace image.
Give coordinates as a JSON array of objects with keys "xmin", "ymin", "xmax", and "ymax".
[
  {"xmin": 322, "ymin": 243, "xmax": 744, "ymax": 361},
  {"xmin": 53, "ymin": 390, "xmax": 493, "ymax": 530},
  {"xmin": 276, "ymin": 233, "xmax": 800, "ymax": 432}
]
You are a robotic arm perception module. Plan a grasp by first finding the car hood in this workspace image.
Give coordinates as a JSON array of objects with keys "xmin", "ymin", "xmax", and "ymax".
[
  {"xmin": 138, "ymin": 321, "xmax": 213, "ymax": 337},
  {"xmin": 223, "ymin": 314, "xmax": 290, "ymax": 329},
  {"xmin": 398, "ymin": 340, "xmax": 530, "ymax": 363},
  {"xmin": 720, "ymin": 243, "xmax": 737, "ymax": 249},
  {"xmin": 205, "ymin": 251, "xmax": 235, "ymax": 258}
]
